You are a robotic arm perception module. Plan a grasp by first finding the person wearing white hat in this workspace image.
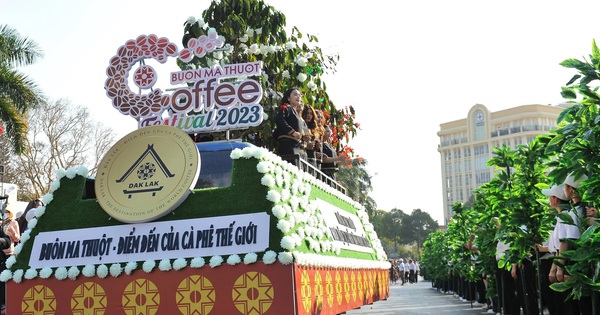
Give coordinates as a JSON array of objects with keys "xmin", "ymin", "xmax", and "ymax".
[
  {"xmin": 537, "ymin": 184, "xmax": 572, "ymax": 314},
  {"xmin": 559, "ymin": 173, "xmax": 592, "ymax": 314}
]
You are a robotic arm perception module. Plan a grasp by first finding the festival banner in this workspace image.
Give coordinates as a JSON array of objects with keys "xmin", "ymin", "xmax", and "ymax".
[{"xmin": 29, "ymin": 213, "xmax": 270, "ymax": 268}]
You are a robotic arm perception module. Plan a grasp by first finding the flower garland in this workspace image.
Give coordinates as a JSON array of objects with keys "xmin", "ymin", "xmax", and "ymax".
[{"xmin": 1, "ymin": 146, "xmax": 389, "ymax": 283}]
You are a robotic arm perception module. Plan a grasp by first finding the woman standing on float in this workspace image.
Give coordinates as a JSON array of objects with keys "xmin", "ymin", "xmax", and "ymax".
[{"xmin": 273, "ymin": 87, "xmax": 311, "ymax": 162}]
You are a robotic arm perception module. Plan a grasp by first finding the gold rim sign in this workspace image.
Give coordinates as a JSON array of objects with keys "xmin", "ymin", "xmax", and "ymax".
[{"xmin": 95, "ymin": 125, "xmax": 200, "ymax": 223}]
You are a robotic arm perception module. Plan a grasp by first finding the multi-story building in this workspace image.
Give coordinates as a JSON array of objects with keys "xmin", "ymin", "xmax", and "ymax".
[{"xmin": 437, "ymin": 103, "xmax": 567, "ymax": 223}]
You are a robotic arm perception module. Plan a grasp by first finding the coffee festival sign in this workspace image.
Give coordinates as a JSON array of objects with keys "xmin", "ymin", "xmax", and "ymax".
[{"xmin": 104, "ymin": 32, "xmax": 264, "ymax": 133}]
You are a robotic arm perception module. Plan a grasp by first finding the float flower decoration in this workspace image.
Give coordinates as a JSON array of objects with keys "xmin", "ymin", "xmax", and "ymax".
[{"xmin": 3, "ymin": 146, "xmax": 388, "ymax": 283}]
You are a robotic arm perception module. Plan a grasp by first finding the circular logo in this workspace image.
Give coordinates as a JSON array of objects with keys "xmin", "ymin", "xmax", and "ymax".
[
  {"xmin": 133, "ymin": 64, "xmax": 157, "ymax": 89},
  {"xmin": 95, "ymin": 125, "xmax": 200, "ymax": 223}
]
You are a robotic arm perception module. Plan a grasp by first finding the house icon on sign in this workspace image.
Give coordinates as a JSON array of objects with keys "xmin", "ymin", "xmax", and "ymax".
[{"xmin": 116, "ymin": 144, "xmax": 176, "ymax": 198}]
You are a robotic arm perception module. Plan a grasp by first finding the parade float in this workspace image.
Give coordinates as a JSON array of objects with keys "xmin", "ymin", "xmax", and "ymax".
[{"xmin": 4, "ymin": 30, "xmax": 389, "ymax": 315}]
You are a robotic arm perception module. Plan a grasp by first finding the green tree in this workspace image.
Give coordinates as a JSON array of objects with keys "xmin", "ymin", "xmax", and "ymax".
[
  {"xmin": 377, "ymin": 208, "xmax": 407, "ymax": 254},
  {"xmin": 0, "ymin": 24, "xmax": 44, "ymax": 154},
  {"xmin": 540, "ymin": 39, "xmax": 600, "ymax": 302},
  {"xmin": 401, "ymin": 209, "xmax": 438, "ymax": 249},
  {"xmin": 180, "ymin": 0, "xmax": 359, "ymax": 154},
  {"xmin": 335, "ymin": 158, "xmax": 377, "ymax": 216}
]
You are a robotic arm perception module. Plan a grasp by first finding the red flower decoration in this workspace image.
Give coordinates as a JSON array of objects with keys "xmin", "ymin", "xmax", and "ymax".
[{"xmin": 280, "ymin": 103, "xmax": 289, "ymax": 111}]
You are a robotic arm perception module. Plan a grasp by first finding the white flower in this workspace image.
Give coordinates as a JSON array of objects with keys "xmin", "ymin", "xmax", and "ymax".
[
  {"xmin": 49, "ymin": 180, "xmax": 61, "ymax": 192},
  {"xmin": 257, "ymin": 162, "xmax": 271, "ymax": 174},
  {"xmin": 143, "ymin": 260, "xmax": 156, "ymax": 273},
  {"xmin": 41, "ymin": 193, "xmax": 54, "ymax": 205},
  {"xmin": 283, "ymin": 204, "xmax": 292, "ymax": 216},
  {"xmin": 173, "ymin": 258, "xmax": 187, "ymax": 270},
  {"xmin": 278, "ymin": 252, "xmax": 294, "ymax": 265},
  {"xmin": 249, "ymin": 44, "xmax": 260, "ymax": 54},
  {"xmin": 280, "ymin": 189, "xmax": 291, "ymax": 202},
  {"xmin": 97, "ymin": 264, "xmax": 109, "ymax": 278},
  {"xmin": 209, "ymin": 256, "xmax": 224, "ymax": 268},
  {"xmin": 125, "ymin": 261, "xmax": 138, "ymax": 275},
  {"xmin": 263, "ymin": 250, "xmax": 277, "ymax": 264},
  {"xmin": 258, "ymin": 44, "xmax": 268, "ymax": 55},
  {"xmin": 296, "ymin": 57, "xmax": 307, "ymax": 67},
  {"xmin": 68, "ymin": 266, "xmax": 80, "ymax": 280},
  {"xmin": 206, "ymin": 58, "xmax": 217, "ymax": 67},
  {"xmin": 0, "ymin": 270, "xmax": 12, "ymax": 282},
  {"xmin": 244, "ymin": 252, "xmax": 258, "ymax": 264},
  {"xmin": 187, "ymin": 16, "xmax": 197, "ymax": 24},
  {"xmin": 282, "ymin": 70, "xmax": 291, "ymax": 79},
  {"xmin": 27, "ymin": 218, "xmax": 37, "ymax": 229},
  {"xmin": 35, "ymin": 206, "xmax": 46, "ymax": 218},
  {"xmin": 297, "ymin": 226, "xmax": 305, "ymax": 238},
  {"xmin": 14, "ymin": 243, "xmax": 22, "ymax": 256},
  {"xmin": 227, "ymin": 254, "xmax": 241, "ymax": 265},
  {"xmin": 230, "ymin": 148, "xmax": 243, "ymax": 159},
  {"xmin": 196, "ymin": 18, "xmax": 206, "ymax": 28},
  {"xmin": 242, "ymin": 146, "xmax": 258, "ymax": 158},
  {"xmin": 24, "ymin": 268, "xmax": 37, "ymax": 280},
  {"xmin": 56, "ymin": 169, "xmax": 66, "ymax": 179},
  {"xmin": 12, "ymin": 269, "xmax": 24, "ymax": 283},
  {"xmin": 307, "ymin": 81, "xmax": 317, "ymax": 91},
  {"xmin": 293, "ymin": 211, "xmax": 306, "ymax": 223},
  {"xmin": 276, "ymin": 219, "xmax": 292, "ymax": 233},
  {"xmin": 296, "ymin": 73, "xmax": 307, "ymax": 82},
  {"xmin": 191, "ymin": 257, "xmax": 205, "ymax": 268},
  {"xmin": 65, "ymin": 167, "xmax": 78, "ymax": 179},
  {"xmin": 213, "ymin": 51, "xmax": 223, "ymax": 60},
  {"xmin": 280, "ymin": 235, "xmax": 296, "ymax": 250},
  {"xmin": 266, "ymin": 190, "xmax": 281, "ymax": 203},
  {"xmin": 110, "ymin": 264, "xmax": 123, "ymax": 277},
  {"xmin": 289, "ymin": 196, "xmax": 299, "ymax": 212},
  {"xmin": 39, "ymin": 267, "xmax": 53, "ymax": 279},
  {"xmin": 267, "ymin": 45, "xmax": 276, "ymax": 54},
  {"xmin": 275, "ymin": 174, "xmax": 284, "ymax": 188},
  {"xmin": 82, "ymin": 265, "xmax": 96, "ymax": 277},
  {"xmin": 159, "ymin": 259, "xmax": 172, "ymax": 271},
  {"xmin": 5, "ymin": 256, "xmax": 16, "ymax": 269},
  {"xmin": 54, "ymin": 267, "xmax": 68, "ymax": 280},
  {"xmin": 272, "ymin": 205, "xmax": 286, "ymax": 219},
  {"xmin": 246, "ymin": 28, "xmax": 254, "ymax": 37},
  {"xmin": 255, "ymin": 27, "xmax": 263, "ymax": 35},
  {"xmin": 261, "ymin": 174, "xmax": 276, "ymax": 188},
  {"xmin": 77, "ymin": 166, "xmax": 89, "ymax": 177},
  {"xmin": 285, "ymin": 41, "xmax": 296, "ymax": 50},
  {"xmin": 274, "ymin": 165, "xmax": 283, "ymax": 176},
  {"xmin": 292, "ymin": 233, "xmax": 303, "ymax": 246}
]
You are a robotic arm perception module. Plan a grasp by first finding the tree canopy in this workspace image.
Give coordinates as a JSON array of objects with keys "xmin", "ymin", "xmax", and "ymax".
[{"xmin": 0, "ymin": 24, "xmax": 44, "ymax": 154}]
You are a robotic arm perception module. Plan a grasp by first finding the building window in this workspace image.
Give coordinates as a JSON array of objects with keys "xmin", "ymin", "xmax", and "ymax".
[{"xmin": 463, "ymin": 147, "xmax": 471, "ymax": 157}]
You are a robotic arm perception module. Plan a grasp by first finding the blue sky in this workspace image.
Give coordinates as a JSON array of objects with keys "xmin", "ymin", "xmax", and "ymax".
[{"xmin": 3, "ymin": 0, "xmax": 600, "ymax": 223}]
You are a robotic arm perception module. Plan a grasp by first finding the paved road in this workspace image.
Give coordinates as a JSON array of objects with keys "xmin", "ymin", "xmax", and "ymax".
[{"xmin": 343, "ymin": 280, "xmax": 491, "ymax": 315}]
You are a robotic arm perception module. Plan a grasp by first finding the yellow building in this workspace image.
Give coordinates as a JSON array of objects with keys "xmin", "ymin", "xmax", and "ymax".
[{"xmin": 437, "ymin": 103, "xmax": 567, "ymax": 223}]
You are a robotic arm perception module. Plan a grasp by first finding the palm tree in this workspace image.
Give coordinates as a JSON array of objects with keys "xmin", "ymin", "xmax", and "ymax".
[{"xmin": 0, "ymin": 24, "xmax": 44, "ymax": 154}]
